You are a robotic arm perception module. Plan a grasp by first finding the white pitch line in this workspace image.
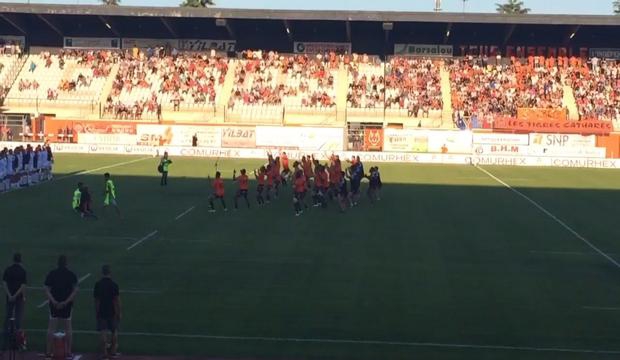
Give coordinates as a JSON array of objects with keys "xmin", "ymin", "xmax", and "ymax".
[
  {"xmin": 174, "ymin": 206, "xmax": 195, "ymax": 221},
  {"xmin": 28, "ymin": 286, "xmax": 160, "ymax": 294},
  {"xmin": 529, "ymin": 250, "xmax": 619, "ymax": 256},
  {"xmin": 582, "ymin": 306, "xmax": 620, "ymax": 311},
  {"xmin": 21, "ymin": 329, "xmax": 620, "ymax": 355},
  {"xmin": 55, "ymin": 156, "xmax": 152, "ymax": 181},
  {"xmin": 476, "ymin": 165, "xmax": 620, "ymax": 270},
  {"xmin": 0, "ymin": 156, "xmax": 152, "ymax": 197},
  {"xmin": 126, "ymin": 230, "xmax": 158, "ymax": 251},
  {"xmin": 120, "ymin": 289, "xmax": 163, "ymax": 294},
  {"xmin": 37, "ymin": 273, "xmax": 92, "ymax": 308}
]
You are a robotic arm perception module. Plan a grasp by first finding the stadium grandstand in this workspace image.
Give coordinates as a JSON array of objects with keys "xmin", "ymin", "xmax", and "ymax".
[
  {"xmin": 4, "ymin": 2, "xmax": 620, "ymax": 360},
  {"xmin": 0, "ymin": 3, "xmax": 618, "ymax": 133}
]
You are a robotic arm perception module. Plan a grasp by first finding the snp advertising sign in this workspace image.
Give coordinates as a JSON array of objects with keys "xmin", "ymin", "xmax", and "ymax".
[{"xmin": 529, "ymin": 133, "xmax": 596, "ymax": 148}]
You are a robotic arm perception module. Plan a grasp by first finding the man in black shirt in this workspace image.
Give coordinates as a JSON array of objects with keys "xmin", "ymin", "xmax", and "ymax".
[
  {"xmin": 44, "ymin": 255, "xmax": 78, "ymax": 359},
  {"xmin": 2, "ymin": 253, "xmax": 26, "ymax": 353},
  {"xmin": 94, "ymin": 265, "xmax": 121, "ymax": 359}
]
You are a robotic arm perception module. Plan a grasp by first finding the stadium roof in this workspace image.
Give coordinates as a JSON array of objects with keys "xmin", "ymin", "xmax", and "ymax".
[
  {"xmin": 2, "ymin": 3, "xmax": 620, "ymax": 25},
  {"xmin": 0, "ymin": 3, "xmax": 619, "ymax": 54}
]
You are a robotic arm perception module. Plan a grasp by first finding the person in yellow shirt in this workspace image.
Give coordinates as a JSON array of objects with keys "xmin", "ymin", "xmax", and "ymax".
[{"xmin": 103, "ymin": 173, "xmax": 121, "ymax": 218}]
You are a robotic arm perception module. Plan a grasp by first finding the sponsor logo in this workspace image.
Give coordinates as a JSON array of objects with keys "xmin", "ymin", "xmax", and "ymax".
[
  {"xmin": 530, "ymin": 134, "xmax": 595, "ymax": 148},
  {"xmin": 394, "ymin": 44, "xmax": 453, "ymax": 57},
  {"xmin": 367, "ymin": 130, "xmax": 382, "ymax": 147},
  {"xmin": 294, "ymin": 42, "xmax": 352, "ymax": 54}
]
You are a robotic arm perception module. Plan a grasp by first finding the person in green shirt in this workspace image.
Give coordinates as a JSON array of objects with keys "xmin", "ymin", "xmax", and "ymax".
[
  {"xmin": 72, "ymin": 182, "xmax": 83, "ymax": 212},
  {"xmin": 103, "ymin": 173, "xmax": 121, "ymax": 218},
  {"xmin": 159, "ymin": 152, "xmax": 172, "ymax": 186}
]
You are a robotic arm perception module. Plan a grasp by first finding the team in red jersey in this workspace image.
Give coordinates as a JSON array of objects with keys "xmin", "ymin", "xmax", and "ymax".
[
  {"xmin": 233, "ymin": 169, "xmax": 250, "ymax": 209},
  {"xmin": 208, "ymin": 171, "xmax": 227, "ymax": 212},
  {"xmin": 204, "ymin": 151, "xmax": 379, "ymax": 216},
  {"xmin": 292, "ymin": 170, "xmax": 307, "ymax": 216},
  {"xmin": 254, "ymin": 166, "xmax": 267, "ymax": 206}
]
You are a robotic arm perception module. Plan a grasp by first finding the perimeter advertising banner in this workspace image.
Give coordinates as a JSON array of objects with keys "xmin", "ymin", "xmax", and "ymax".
[
  {"xmin": 121, "ymin": 38, "xmax": 179, "ymax": 49},
  {"xmin": 589, "ymin": 48, "xmax": 620, "ymax": 60},
  {"xmin": 473, "ymin": 144, "xmax": 606, "ymax": 158},
  {"xmin": 493, "ymin": 118, "xmax": 613, "ymax": 135},
  {"xmin": 136, "ymin": 125, "xmax": 221, "ymax": 147},
  {"xmin": 78, "ymin": 133, "xmax": 137, "ymax": 145},
  {"xmin": 2, "ymin": 141, "xmax": 618, "ymax": 169},
  {"xmin": 383, "ymin": 129, "xmax": 472, "ymax": 153},
  {"xmin": 529, "ymin": 133, "xmax": 596, "ymax": 148},
  {"xmin": 383, "ymin": 129, "xmax": 428, "ymax": 152},
  {"xmin": 178, "ymin": 39, "xmax": 236, "ymax": 52},
  {"xmin": 221, "ymin": 126, "xmax": 256, "ymax": 148},
  {"xmin": 293, "ymin": 42, "xmax": 352, "ymax": 54},
  {"xmin": 63, "ymin": 37, "xmax": 120, "ymax": 49},
  {"xmin": 255, "ymin": 126, "xmax": 343, "ymax": 151},
  {"xmin": 472, "ymin": 133, "xmax": 530, "ymax": 145},
  {"xmin": 393, "ymin": 44, "xmax": 453, "ymax": 57}
]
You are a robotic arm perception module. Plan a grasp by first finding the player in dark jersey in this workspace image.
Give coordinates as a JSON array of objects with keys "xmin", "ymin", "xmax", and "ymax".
[
  {"xmin": 337, "ymin": 171, "xmax": 350, "ymax": 212},
  {"xmin": 233, "ymin": 169, "xmax": 250, "ymax": 209},
  {"xmin": 366, "ymin": 166, "xmax": 380, "ymax": 203}
]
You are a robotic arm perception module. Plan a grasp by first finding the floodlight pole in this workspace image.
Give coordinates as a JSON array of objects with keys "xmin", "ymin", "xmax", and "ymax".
[{"xmin": 434, "ymin": 0, "xmax": 442, "ymax": 12}]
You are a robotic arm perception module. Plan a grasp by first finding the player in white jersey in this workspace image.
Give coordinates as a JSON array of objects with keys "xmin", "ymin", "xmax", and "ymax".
[
  {"xmin": 6, "ymin": 150, "xmax": 15, "ymax": 190},
  {"xmin": 0, "ymin": 151, "xmax": 6, "ymax": 192},
  {"xmin": 25, "ymin": 146, "xmax": 34, "ymax": 185}
]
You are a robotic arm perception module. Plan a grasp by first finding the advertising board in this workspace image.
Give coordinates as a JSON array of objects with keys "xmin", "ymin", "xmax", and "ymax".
[
  {"xmin": 136, "ymin": 125, "xmax": 221, "ymax": 147},
  {"xmin": 255, "ymin": 126, "xmax": 343, "ymax": 151}
]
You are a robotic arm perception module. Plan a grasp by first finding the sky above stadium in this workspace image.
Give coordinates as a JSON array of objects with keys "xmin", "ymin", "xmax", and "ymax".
[{"xmin": 1, "ymin": 0, "xmax": 617, "ymax": 15}]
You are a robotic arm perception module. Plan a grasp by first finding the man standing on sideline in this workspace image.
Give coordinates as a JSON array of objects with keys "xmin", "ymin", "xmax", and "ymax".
[
  {"xmin": 2, "ymin": 253, "xmax": 26, "ymax": 354},
  {"xmin": 44, "ymin": 255, "xmax": 78, "ymax": 360},
  {"xmin": 159, "ymin": 152, "xmax": 172, "ymax": 186},
  {"xmin": 94, "ymin": 265, "xmax": 121, "ymax": 359}
]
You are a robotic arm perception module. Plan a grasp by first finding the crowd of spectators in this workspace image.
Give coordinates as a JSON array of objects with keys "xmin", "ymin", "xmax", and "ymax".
[
  {"xmin": 565, "ymin": 58, "xmax": 620, "ymax": 122},
  {"xmin": 385, "ymin": 58, "xmax": 443, "ymax": 116},
  {"xmin": 230, "ymin": 50, "xmax": 283, "ymax": 107},
  {"xmin": 103, "ymin": 93, "xmax": 161, "ymax": 120},
  {"xmin": 13, "ymin": 50, "xmax": 116, "ymax": 104},
  {"xmin": 229, "ymin": 50, "xmax": 337, "ymax": 110},
  {"xmin": 346, "ymin": 57, "xmax": 442, "ymax": 117},
  {"xmin": 449, "ymin": 56, "xmax": 565, "ymax": 121},
  {"xmin": 347, "ymin": 56, "xmax": 385, "ymax": 109},
  {"xmin": 108, "ymin": 51, "xmax": 227, "ymax": 116}
]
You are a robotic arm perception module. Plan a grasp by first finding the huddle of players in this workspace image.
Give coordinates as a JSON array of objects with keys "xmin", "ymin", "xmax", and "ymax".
[
  {"xmin": 72, "ymin": 173, "xmax": 121, "ymax": 219},
  {"xmin": 207, "ymin": 152, "xmax": 382, "ymax": 216},
  {"xmin": 0, "ymin": 144, "xmax": 53, "ymax": 192}
]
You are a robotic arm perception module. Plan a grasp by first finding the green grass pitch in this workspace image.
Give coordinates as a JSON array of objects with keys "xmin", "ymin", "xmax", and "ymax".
[{"xmin": 3, "ymin": 153, "xmax": 620, "ymax": 360}]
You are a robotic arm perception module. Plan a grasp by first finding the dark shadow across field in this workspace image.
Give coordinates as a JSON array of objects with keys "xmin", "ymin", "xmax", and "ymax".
[{"xmin": 2, "ymin": 173, "xmax": 620, "ymax": 360}]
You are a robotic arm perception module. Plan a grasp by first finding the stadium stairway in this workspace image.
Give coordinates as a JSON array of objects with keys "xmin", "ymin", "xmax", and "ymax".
[
  {"xmin": 96, "ymin": 62, "xmax": 120, "ymax": 119},
  {"xmin": 439, "ymin": 63, "xmax": 454, "ymax": 128},
  {"xmin": 562, "ymin": 84, "xmax": 579, "ymax": 121},
  {"xmin": 335, "ymin": 63, "xmax": 348, "ymax": 125},
  {"xmin": 216, "ymin": 59, "xmax": 237, "ymax": 121}
]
